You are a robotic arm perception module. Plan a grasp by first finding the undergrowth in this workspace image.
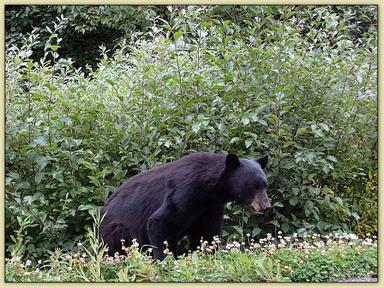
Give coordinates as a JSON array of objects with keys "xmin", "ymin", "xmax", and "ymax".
[{"xmin": 5, "ymin": 211, "xmax": 378, "ymax": 283}]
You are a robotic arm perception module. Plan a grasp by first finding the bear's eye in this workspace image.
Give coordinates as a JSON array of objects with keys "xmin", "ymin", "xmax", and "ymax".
[{"xmin": 254, "ymin": 181, "xmax": 267, "ymax": 191}]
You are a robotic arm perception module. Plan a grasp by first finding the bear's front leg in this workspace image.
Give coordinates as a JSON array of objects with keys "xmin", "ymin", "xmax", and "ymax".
[{"xmin": 147, "ymin": 213, "xmax": 179, "ymax": 260}]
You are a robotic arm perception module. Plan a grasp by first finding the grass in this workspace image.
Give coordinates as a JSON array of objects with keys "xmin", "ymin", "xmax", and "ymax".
[{"xmin": 5, "ymin": 230, "xmax": 377, "ymax": 282}]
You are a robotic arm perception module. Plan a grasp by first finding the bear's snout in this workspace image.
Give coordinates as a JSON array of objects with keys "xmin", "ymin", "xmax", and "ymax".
[{"xmin": 250, "ymin": 190, "xmax": 271, "ymax": 213}]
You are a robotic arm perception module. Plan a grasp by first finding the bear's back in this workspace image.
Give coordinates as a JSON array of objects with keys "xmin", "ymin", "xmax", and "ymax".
[{"xmin": 102, "ymin": 152, "xmax": 225, "ymax": 222}]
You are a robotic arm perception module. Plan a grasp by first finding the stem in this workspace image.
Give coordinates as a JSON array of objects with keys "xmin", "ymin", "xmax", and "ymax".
[
  {"xmin": 175, "ymin": 37, "xmax": 187, "ymax": 157},
  {"xmin": 273, "ymin": 46, "xmax": 282, "ymax": 177},
  {"xmin": 27, "ymin": 69, "xmax": 32, "ymax": 145}
]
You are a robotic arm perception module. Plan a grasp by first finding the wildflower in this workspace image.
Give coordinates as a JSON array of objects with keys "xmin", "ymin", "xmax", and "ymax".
[
  {"xmin": 284, "ymin": 236, "xmax": 291, "ymax": 242},
  {"xmin": 77, "ymin": 242, "xmax": 82, "ymax": 247},
  {"xmin": 132, "ymin": 238, "xmax": 139, "ymax": 248},
  {"xmin": 25, "ymin": 260, "xmax": 32, "ymax": 267},
  {"xmin": 348, "ymin": 233, "xmax": 358, "ymax": 240}
]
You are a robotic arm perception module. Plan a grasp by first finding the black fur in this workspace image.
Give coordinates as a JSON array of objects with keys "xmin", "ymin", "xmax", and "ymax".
[{"xmin": 100, "ymin": 152, "xmax": 270, "ymax": 260}]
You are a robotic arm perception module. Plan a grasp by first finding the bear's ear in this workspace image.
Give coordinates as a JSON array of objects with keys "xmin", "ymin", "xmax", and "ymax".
[
  {"xmin": 257, "ymin": 154, "xmax": 268, "ymax": 169},
  {"xmin": 225, "ymin": 153, "xmax": 240, "ymax": 170}
]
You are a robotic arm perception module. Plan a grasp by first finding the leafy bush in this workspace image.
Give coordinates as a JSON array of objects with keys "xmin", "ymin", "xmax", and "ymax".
[{"xmin": 5, "ymin": 5, "xmax": 377, "ymax": 261}]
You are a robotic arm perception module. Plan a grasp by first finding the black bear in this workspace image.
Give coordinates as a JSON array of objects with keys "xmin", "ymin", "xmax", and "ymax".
[{"xmin": 100, "ymin": 152, "xmax": 271, "ymax": 260}]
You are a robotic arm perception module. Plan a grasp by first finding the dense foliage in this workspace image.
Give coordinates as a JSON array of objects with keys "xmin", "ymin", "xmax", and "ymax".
[
  {"xmin": 5, "ymin": 219, "xmax": 378, "ymax": 282},
  {"xmin": 5, "ymin": 5, "xmax": 377, "ymax": 263},
  {"xmin": 5, "ymin": 5, "xmax": 377, "ymax": 69}
]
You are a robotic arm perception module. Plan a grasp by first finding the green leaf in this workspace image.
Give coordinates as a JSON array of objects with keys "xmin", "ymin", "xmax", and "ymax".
[
  {"xmin": 174, "ymin": 30, "xmax": 183, "ymax": 41},
  {"xmin": 229, "ymin": 137, "xmax": 241, "ymax": 144},
  {"xmin": 289, "ymin": 197, "xmax": 298, "ymax": 206},
  {"xmin": 319, "ymin": 123, "xmax": 330, "ymax": 132},
  {"xmin": 78, "ymin": 204, "xmax": 96, "ymax": 211},
  {"xmin": 252, "ymin": 227, "xmax": 262, "ymax": 237},
  {"xmin": 281, "ymin": 222, "xmax": 289, "ymax": 233},
  {"xmin": 351, "ymin": 212, "xmax": 361, "ymax": 220},
  {"xmin": 334, "ymin": 197, "xmax": 343, "ymax": 206},
  {"xmin": 273, "ymin": 202, "xmax": 284, "ymax": 208},
  {"xmin": 258, "ymin": 119, "xmax": 268, "ymax": 126},
  {"xmin": 50, "ymin": 45, "xmax": 60, "ymax": 52},
  {"xmin": 34, "ymin": 172, "xmax": 44, "ymax": 184},
  {"xmin": 233, "ymin": 225, "xmax": 243, "ymax": 234},
  {"xmin": 295, "ymin": 127, "xmax": 308, "ymax": 137},
  {"xmin": 326, "ymin": 155, "xmax": 337, "ymax": 162},
  {"xmin": 267, "ymin": 220, "xmax": 280, "ymax": 227},
  {"xmin": 291, "ymin": 188, "xmax": 300, "ymax": 196},
  {"xmin": 245, "ymin": 139, "xmax": 253, "ymax": 148},
  {"xmin": 106, "ymin": 79, "xmax": 115, "ymax": 86}
]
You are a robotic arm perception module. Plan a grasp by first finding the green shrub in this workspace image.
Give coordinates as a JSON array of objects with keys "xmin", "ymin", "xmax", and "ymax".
[{"xmin": 5, "ymin": 6, "xmax": 377, "ymax": 260}]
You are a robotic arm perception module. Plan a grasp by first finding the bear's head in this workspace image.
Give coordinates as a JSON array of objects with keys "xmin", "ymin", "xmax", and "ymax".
[{"xmin": 224, "ymin": 153, "xmax": 271, "ymax": 214}]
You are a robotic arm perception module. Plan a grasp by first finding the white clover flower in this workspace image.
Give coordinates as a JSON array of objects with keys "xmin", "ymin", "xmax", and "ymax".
[
  {"xmin": 233, "ymin": 241, "xmax": 241, "ymax": 249},
  {"xmin": 347, "ymin": 233, "xmax": 358, "ymax": 240}
]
